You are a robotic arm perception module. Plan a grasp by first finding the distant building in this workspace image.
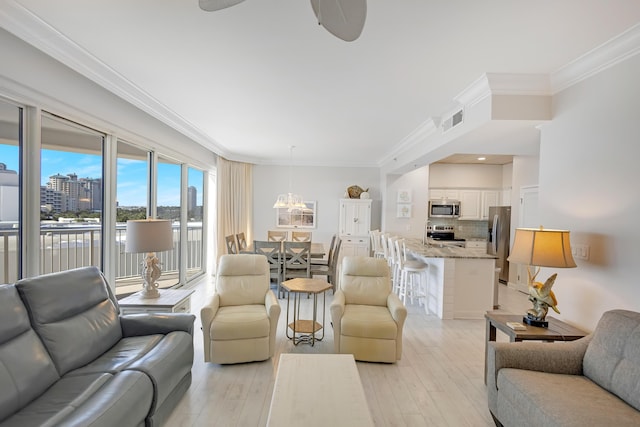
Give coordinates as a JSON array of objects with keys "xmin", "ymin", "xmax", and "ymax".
[
  {"xmin": 187, "ymin": 186, "xmax": 197, "ymax": 213},
  {"xmin": 43, "ymin": 173, "xmax": 102, "ymax": 213},
  {"xmin": 0, "ymin": 163, "xmax": 18, "ymax": 221}
]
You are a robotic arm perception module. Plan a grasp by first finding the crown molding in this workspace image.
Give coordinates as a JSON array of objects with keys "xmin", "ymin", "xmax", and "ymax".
[
  {"xmin": 377, "ymin": 117, "xmax": 440, "ymax": 167},
  {"xmin": 551, "ymin": 23, "xmax": 640, "ymax": 93},
  {"xmin": 0, "ymin": 0, "xmax": 229, "ymax": 158}
]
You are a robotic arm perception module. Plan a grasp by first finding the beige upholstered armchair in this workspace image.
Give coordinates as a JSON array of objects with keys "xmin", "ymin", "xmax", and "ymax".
[
  {"xmin": 330, "ymin": 256, "xmax": 407, "ymax": 363},
  {"xmin": 201, "ymin": 254, "xmax": 281, "ymax": 364}
]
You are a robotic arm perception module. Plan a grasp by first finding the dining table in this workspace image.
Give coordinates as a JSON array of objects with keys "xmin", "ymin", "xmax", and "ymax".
[{"xmin": 243, "ymin": 241, "xmax": 326, "ymax": 258}]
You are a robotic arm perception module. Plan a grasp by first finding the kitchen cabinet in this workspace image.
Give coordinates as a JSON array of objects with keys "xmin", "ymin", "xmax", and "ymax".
[
  {"xmin": 452, "ymin": 189, "xmax": 503, "ymax": 220},
  {"xmin": 459, "ymin": 191, "xmax": 481, "ymax": 220},
  {"xmin": 481, "ymin": 191, "xmax": 501, "ymax": 219},
  {"xmin": 430, "ymin": 189, "xmax": 460, "ymax": 200},
  {"xmin": 339, "ymin": 199, "xmax": 372, "ymax": 257}
]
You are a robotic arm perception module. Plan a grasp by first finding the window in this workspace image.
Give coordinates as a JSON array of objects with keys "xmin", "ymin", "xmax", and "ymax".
[
  {"xmin": 0, "ymin": 100, "xmax": 21, "ymax": 283},
  {"xmin": 156, "ymin": 156, "xmax": 181, "ymax": 288},
  {"xmin": 115, "ymin": 140, "xmax": 150, "ymax": 292},
  {"xmin": 40, "ymin": 114, "xmax": 104, "ymax": 274},
  {"xmin": 187, "ymin": 167, "xmax": 204, "ymax": 280}
]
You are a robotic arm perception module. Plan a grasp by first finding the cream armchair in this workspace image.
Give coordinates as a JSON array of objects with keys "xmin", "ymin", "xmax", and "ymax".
[
  {"xmin": 201, "ymin": 254, "xmax": 281, "ymax": 364},
  {"xmin": 330, "ymin": 256, "xmax": 407, "ymax": 363}
]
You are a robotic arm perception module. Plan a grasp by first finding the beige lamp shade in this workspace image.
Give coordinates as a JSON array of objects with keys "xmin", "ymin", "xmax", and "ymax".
[
  {"xmin": 125, "ymin": 219, "xmax": 174, "ymax": 253},
  {"xmin": 508, "ymin": 227, "xmax": 577, "ymax": 268}
]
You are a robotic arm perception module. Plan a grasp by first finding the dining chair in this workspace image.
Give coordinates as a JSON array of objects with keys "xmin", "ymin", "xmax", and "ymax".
[
  {"xmin": 253, "ymin": 240, "xmax": 282, "ymax": 295},
  {"xmin": 236, "ymin": 232, "xmax": 248, "ymax": 252},
  {"xmin": 291, "ymin": 231, "xmax": 312, "ymax": 242},
  {"xmin": 225, "ymin": 234, "xmax": 238, "ymax": 254},
  {"xmin": 311, "ymin": 234, "xmax": 336, "ymax": 266},
  {"xmin": 282, "ymin": 241, "xmax": 311, "ymax": 291},
  {"xmin": 310, "ymin": 237, "xmax": 342, "ymax": 291},
  {"xmin": 267, "ymin": 230, "xmax": 288, "ymax": 242}
]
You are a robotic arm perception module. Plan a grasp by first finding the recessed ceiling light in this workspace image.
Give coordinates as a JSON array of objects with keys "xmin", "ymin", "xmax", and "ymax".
[{"xmin": 477, "ymin": 157, "xmax": 486, "ymax": 161}]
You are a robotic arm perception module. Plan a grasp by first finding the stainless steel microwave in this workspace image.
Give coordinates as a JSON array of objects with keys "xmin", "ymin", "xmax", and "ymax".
[{"xmin": 428, "ymin": 200, "xmax": 460, "ymax": 218}]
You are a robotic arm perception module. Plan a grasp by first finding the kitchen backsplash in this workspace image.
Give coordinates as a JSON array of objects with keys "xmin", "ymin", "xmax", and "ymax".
[{"xmin": 428, "ymin": 218, "xmax": 489, "ymax": 240}]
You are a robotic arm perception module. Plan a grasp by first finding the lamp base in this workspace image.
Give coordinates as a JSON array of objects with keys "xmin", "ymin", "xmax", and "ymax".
[
  {"xmin": 523, "ymin": 316, "xmax": 548, "ymax": 328},
  {"xmin": 140, "ymin": 287, "xmax": 160, "ymax": 299},
  {"xmin": 140, "ymin": 252, "xmax": 162, "ymax": 299}
]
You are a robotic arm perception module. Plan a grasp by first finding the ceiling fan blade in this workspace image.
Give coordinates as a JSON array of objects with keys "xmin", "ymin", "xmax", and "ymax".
[
  {"xmin": 199, "ymin": 0, "xmax": 246, "ymax": 12},
  {"xmin": 310, "ymin": 0, "xmax": 367, "ymax": 42}
]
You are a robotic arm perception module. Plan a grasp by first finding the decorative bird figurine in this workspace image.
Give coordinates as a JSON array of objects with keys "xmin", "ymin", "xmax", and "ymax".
[{"xmin": 526, "ymin": 271, "xmax": 560, "ymax": 323}]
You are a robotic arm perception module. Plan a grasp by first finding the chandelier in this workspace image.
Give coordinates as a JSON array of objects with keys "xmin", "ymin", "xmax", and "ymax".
[{"xmin": 273, "ymin": 146, "xmax": 306, "ymax": 212}]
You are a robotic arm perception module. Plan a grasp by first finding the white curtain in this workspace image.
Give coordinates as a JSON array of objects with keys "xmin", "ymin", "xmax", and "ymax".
[{"xmin": 216, "ymin": 157, "xmax": 253, "ymax": 261}]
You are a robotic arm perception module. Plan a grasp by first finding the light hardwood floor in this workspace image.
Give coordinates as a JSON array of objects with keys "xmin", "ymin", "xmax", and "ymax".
[{"xmin": 165, "ymin": 275, "xmax": 530, "ymax": 426}]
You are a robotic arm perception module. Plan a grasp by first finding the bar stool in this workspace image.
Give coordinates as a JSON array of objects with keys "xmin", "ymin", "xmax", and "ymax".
[
  {"xmin": 387, "ymin": 236, "xmax": 401, "ymax": 294},
  {"xmin": 370, "ymin": 230, "xmax": 385, "ymax": 259},
  {"xmin": 395, "ymin": 239, "xmax": 429, "ymax": 307}
]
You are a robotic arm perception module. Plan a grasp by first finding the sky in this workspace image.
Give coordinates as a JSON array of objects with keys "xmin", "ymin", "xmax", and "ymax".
[{"xmin": 0, "ymin": 145, "xmax": 204, "ymax": 207}]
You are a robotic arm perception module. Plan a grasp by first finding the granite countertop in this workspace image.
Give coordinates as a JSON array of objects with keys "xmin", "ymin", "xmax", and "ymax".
[{"xmin": 404, "ymin": 238, "xmax": 497, "ymax": 260}]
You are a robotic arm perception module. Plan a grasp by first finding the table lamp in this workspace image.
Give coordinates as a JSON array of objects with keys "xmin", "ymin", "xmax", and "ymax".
[
  {"xmin": 125, "ymin": 219, "xmax": 174, "ymax": 298},
  {"xmin": 507, "ymin": 226, "xmax": 577, "ymax": 327}
]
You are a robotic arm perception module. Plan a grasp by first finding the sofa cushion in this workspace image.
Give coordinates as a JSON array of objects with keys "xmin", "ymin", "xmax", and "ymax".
[
  {"xmin": 583, "ymin": 309, "xmax": 640, "ymax": 411},
  {"xmin": 497, "ymin": 368, "xmax": 640, "ymax": 426},
  {"xmin": 0, "ymin": 371, "xmax": 152, "ymax": 427},
  {"xmin": 341, "ymin": 305, "xmax": 397, "ymax": 340},
  {"xmin": 209, "ymin": 305, "xmax": 270, "ymax": 340},
  {"xmin": 340, "ymin": 257, "xmax": 391, "ymax": 307},
  {"xmin": 0, "ymin": 285, "xmax": 60, "ymax": 423},
  {"xmin": 216, "ymin": 255, "xmax": 269, "ymax": 306},
  {"xmin": 125, "ymin": 331, "xmax": 194, "ymax": 414},
  {"xmin": 16, "ymin": 266, "xmax": 123, "ymax": 375},
  {"xmin": 65, "ymin": 335, "xmax": 164, "ymax": 376}
]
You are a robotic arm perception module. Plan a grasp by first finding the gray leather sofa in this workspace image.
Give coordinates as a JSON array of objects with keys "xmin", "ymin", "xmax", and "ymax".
[
  {"xmin": 0, "ymin": 266, "xmax": 195, "ymax": 427},
  {"xmin": 487, "ymin": 309, "xmax": 640, "ymax": 427}
]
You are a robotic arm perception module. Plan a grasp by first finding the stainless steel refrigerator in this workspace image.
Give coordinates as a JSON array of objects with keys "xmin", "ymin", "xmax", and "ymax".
[{"xmin": 487, "ymin": 206, "xmax": 511, "ymax": 284}]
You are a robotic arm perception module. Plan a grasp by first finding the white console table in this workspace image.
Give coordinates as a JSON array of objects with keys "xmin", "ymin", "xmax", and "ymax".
[{"xmin": 118, "ymin": 288, "xmax": 194, "ymax": 315}]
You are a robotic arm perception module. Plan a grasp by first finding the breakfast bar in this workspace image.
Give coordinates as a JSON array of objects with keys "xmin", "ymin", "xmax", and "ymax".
[{"xmin": 404, "ymin": 238, "xmax": 497, "ymax": 320}]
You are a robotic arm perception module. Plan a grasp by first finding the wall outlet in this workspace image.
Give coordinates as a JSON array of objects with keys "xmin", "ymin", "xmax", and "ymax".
[{"xmin": 572, "ymin": 244, "xmax": 590, "ymax": 260}]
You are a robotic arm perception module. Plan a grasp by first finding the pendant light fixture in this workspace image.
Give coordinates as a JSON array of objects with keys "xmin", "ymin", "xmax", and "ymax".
[{"xmin": 273, "ymin": 146, "xmax": 306, "ymax": 211}]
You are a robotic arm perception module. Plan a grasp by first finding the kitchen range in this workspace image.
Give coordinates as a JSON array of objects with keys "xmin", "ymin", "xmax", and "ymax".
[{"xmin": 424, "ymin": 225, "xmax": 466, "ymax": 247}]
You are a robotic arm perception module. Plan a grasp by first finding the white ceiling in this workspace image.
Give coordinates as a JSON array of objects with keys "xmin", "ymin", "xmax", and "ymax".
[{"xmin": 3, "ymin": 0, "xmax": 640, "ymax": 167}]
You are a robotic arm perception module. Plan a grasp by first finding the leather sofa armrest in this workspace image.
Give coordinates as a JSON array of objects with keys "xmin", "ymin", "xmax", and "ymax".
[
  {"xmin": 120, "ymin": 313, "xmax": 196, "ymax": 337},
  {"xmin": 330, "ymin": 290, "xmax": 345, "ymax": 320},
  {"xmin": 489, "ymin": 334, "xmax": 591, "ymax": 377},
  {"xmin": 200, "ymin": 294, "xmax": 220, "ymax": 331},
  {"xmin": 387, "ymin": 292, "xmax": 407, "ymax": 325},
  {"xmin": 200, "ymin": 294, "xmax": 220, "ymax": 363},
  {"xmin": 330, "ymin": 290, "xmax": 346, "ymax": 353},
  {"xmin": 265, "ymin": 290, "xmax": 281, "ymax": 319},
  {"xmin": 487, "ymin": 334, "xmax": 592, "ymax": 414}
]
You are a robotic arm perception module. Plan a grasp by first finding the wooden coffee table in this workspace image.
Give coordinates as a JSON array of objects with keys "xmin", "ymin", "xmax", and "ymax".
[
  {"xmin": 281, "ymin": 278, "xmax": 332, "ymax": 346},
  {"xmin": 484, "ymin": 311, "xmax": 588, "ymax": 383}
]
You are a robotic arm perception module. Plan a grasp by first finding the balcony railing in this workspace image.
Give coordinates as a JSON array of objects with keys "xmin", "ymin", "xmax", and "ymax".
[{"xmin": 0, "ymin": 222, "xmax": 203, "ymax": 286}]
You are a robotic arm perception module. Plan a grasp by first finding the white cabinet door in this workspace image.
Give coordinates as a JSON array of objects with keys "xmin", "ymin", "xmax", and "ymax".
[
  {"xmin": 340, "ymin": 237, "xmax": 370, "ymax": 259},
  {"xmin": 430, "ymin": 189, "xmax": 460, "ymax": 200},
  {"xmin": 339, "ymin": 199, "xmax": 371, "ymax": 236},
  {"xmin": 481, "ymin": 191, "xmax": 501, "ymax": 219},
  {"xmin": 458, "ymin": 190, "xmax": 481, "ymax": 220}
]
